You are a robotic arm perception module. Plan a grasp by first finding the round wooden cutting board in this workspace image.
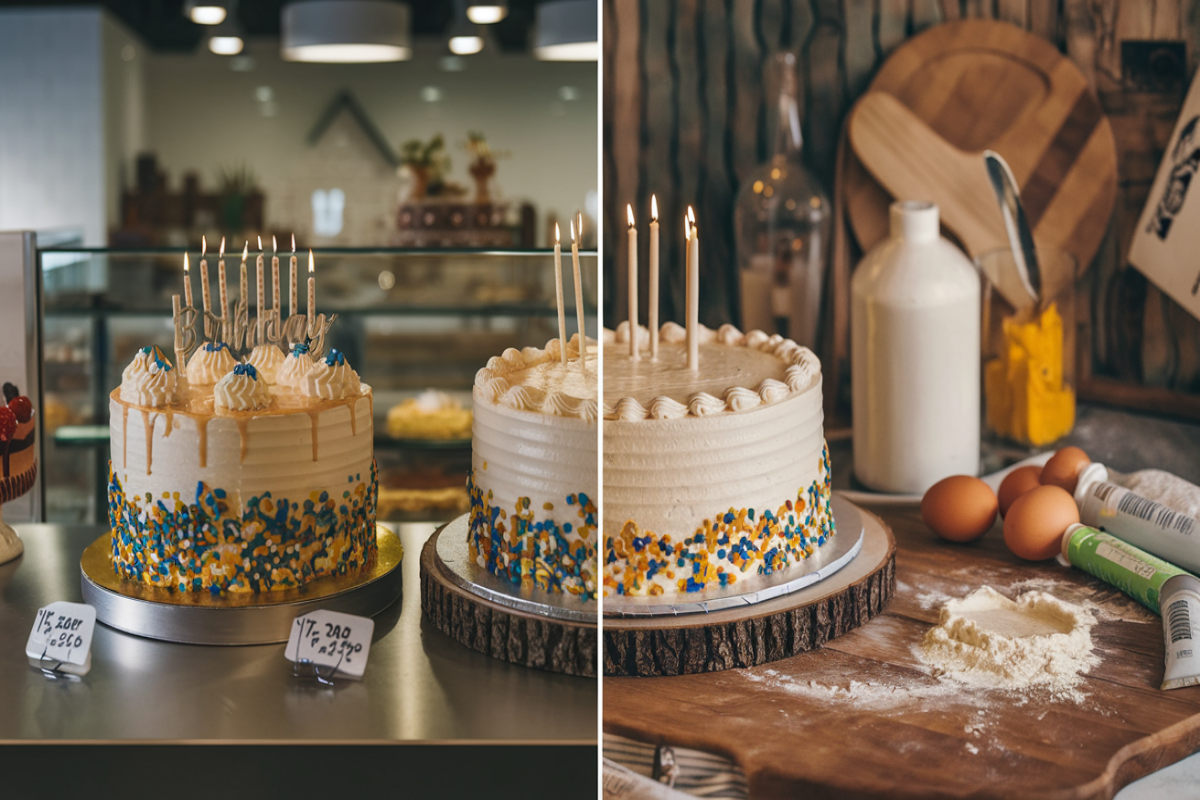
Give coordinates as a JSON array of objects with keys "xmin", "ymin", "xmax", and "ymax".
[{"xmin": 845, "ymin": 19, "xmax": 1117, "ymax": 275}]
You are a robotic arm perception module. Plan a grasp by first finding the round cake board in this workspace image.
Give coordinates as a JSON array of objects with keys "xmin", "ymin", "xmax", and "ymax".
[
  {"xmin": 79, "ymin": 525, "xmax": 403, "ymax": 646},
  {"xmin": 420, "ymin": 516, "xmax": 597, "ymax": 678},
  {"xmin": 603, "ymin": 498, "xmax": 896, "ymax": 677}
]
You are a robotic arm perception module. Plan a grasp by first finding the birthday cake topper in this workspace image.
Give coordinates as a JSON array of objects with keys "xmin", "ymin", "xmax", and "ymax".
[{"xmin": 172, "ymin": 234, "xmax": 338, "ymax": 368}]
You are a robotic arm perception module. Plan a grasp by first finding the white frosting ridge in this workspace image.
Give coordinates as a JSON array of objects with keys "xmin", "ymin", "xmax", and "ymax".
[
  {"xmin": 187, "ymin": 343, "xmax": 238, "ymax": 385},
  {"xmin": 214, "ymin": 365, "xmax": 272, "ymax": 412},
  {"xmin": 603, "ymin": 322, "xmax": 820, "ymax": 420},
  {"xmin": 245, "ymin": 344, "xmax": 286, "ymax": 383},
  {"xmin": 277, "ymin": 348, "xmax": 315, "ymax": 390},
  {"xmin": 111, "ymin": 392, "xmax": 373, "ymax": 503}
]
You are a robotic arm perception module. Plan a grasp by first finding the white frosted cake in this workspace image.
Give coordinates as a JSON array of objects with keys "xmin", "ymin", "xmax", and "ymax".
[
  {"xmin": 109, "ymin": 342, "xmax": 376, "ymax": 593},
  {"xmin": 469, "ymin": 333, "xmax": 598, "ymax": 599},
  {"xmin": 603, "ymin": 322, "xmax": 833, "ymax": 597}
]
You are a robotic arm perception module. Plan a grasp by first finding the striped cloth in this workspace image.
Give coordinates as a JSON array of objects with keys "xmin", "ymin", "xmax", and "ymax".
[{"xmin": 603, "ymin": 733, "xmax": 748, "ymax": 799}]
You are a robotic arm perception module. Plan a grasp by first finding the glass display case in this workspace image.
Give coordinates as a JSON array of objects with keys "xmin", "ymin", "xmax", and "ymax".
[{"xmin": 39, "ymin": 247, "xmax": 598, "ymax": 526}]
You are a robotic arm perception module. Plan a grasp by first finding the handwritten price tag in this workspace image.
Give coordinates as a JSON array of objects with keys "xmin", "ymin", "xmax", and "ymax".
[
  {"xmin": 285, "ymin": 609, "xmax": 373, "ymax": 679},
  {"xmin": 25, "ymin": 601, "xmax": 96, "ymax": 674}
]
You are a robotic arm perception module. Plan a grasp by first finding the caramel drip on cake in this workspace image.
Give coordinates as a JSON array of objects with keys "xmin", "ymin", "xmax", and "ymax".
[
  {"xmin": 196, "ymin": 416, "xmax": 209, "ymax": 468},
  {"xmin": 163, "ymin": 408, "xmax": 173, "ymax": 437},
  {"xmin": 122, "ymin": 404, "xmax": 129, "ymax": 469},
  {"xmin": 140, "ymin": 409, "xmax": 153, "ymax": 474},
  {"xmin": 349, "ymin": 401, "xmax": 357, "ymax": 437},
  {"xmin": 235, "ymin": 418, "xmax": 249, "ymax": 463},
  {"xmin": 308, "ymin": 410, "xmax": 320, "ymax": 461}
]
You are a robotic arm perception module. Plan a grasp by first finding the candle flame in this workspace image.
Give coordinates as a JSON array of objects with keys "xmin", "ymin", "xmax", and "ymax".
[
  {"xmin": 577, "ymin": 211, "xmax": 583, "ymax": 236},
  {"xmin": 627, "ymin": 204, "xmax": 635, "ymax": 227},
  {"xmin": 184, "ymin": 252, "xmax": 189, "ymax": 273},
  {"xmin": 201, "ymin": 235, "xmax": 207, "ymax": 257},
  {"xmin": 687, "ymin": 206, "xmax": 696, "ymax": 224},
  {"xmin": 219, "ymin": 237, "xmax": 225, "ymax": 258},
  {"xmin": 555, "ymin": 222, "xmax": 560, "ymax": 243},
  {"xmin": 241, "ymin": 241, "xmax": 248, "ymax": 261},
  {"xmin": 257, "ymin": 235, "xmax": 262, "ymax": 251},
  {"xmin": 272, "ymin": 234, "xmax": 278, "ymax": 253},
  {"xmin": 291, "ymin": 233, "xmax": 296, "ymax": 254},
  {"xmin": 570, "ymin": 219, "xmax": 576, "ymax": 243},
  {"xmin": 685, "ymin": 216, "xmax": 690, "ymax": 240},
  {"xmin": 308, "ymin": 250, "xmax": 314, "ymax": 274},
  {"xmin": 651, "ymin": 194, "xmax": 658, "ymax": 221}
]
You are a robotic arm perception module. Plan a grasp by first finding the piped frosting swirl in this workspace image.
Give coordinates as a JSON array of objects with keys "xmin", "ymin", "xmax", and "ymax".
[
  {"xmin": 472, "ymin": 333, "xmax": 597, "ymax": 421},
  {"xmin": 214, "ymin": 363, "xmax": 272, "ymax": 411},
  {"xmin": 120, "ymin": 346, "xmax": 177, "ymax": 407},
  {"xmin": 303, "ymin": 349, "xmax": 362, "ymax": 400},
  {"xmin": 245, "ymin": 344, "xmax": 286, "ymax": 384},
  {"xmin": 187, "ymin": 342, "xmax": 237, "ymax": 385},
  {"xmin": 276, "ymin": 342, "xmax": 315, "ymax": 390}
]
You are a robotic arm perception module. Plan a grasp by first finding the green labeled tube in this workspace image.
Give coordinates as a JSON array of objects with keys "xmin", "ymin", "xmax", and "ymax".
[{"xmin": 1061, "ymin": 524, "xmax": 1194, "ymax": 615}]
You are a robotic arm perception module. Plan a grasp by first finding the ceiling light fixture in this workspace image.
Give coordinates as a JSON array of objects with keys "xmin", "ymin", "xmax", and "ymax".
[
  {"xmin": 534, "ymin": 0, "xmax": 597, "ymax": 61},
  {"xmin": 184, "ymin": 0, "xmax": 228, "ymax": 25},
  {"xmin": 466, "ymin": 2, "xmax": 507, "ymax": 24},
  {"xmin": 447, "ymin": 1, "xmax": 484, "ymax": 55},
  {"xmin": 282, "ymin": 0, "xmax": 411, "ymax": 63},
  {"xmin": 208, "ymin": 17, "xmax": 245, "ymax": 55}
]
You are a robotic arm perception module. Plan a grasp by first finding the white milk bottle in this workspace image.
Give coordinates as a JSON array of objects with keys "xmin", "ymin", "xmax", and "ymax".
[{"xmin": 851, "ymin": 201, "xmax": 980, "ymax": 494}]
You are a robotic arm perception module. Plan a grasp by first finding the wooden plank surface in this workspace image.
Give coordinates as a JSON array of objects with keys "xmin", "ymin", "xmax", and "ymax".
[{"xmin": 603, "ymin": 500, "xmax": 1200, "ymax": 799}]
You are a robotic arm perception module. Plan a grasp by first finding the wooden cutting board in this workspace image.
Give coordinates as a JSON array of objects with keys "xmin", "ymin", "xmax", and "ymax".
[
  {"xmin": 845, "ymin": 19, "xmax": 1117, "ymax": 276},
  {"xmin": 604, "ymin": 503, "xmax": 1200, "ymax": 799}
]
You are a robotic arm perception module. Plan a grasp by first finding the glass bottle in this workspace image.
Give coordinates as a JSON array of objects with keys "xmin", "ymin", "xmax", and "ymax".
[{"xmin": 734, "ymin": 52, "xmax": 831, "ymax": 349}]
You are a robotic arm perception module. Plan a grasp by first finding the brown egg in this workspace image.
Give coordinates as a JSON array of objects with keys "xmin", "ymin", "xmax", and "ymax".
[
  {"xmin": 1040, "ymin": 446, "xmax": 1091, "ymax": 495},
  {"xmin": 921, "ymin": 475, "xmax": 998, "ymax": 543},
  {"xmin": 997, "ymin": 465, "xmax": 1043, "ymax": 518},
  {"xmin": 1003, "ymin": 485, "xmax": 1080, "ymax": 561}
]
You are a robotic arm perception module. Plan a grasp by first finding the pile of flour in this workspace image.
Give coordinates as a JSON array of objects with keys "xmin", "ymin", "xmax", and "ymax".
[{"xmin": 919, "ymin": 586, "xmax": 1099, "ymax": 697}]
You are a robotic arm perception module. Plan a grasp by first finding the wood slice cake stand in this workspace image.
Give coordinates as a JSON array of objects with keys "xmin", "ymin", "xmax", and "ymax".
[
  {"xmin": 420, "ymin": 515, "xmax": 597, "ymax": 678},
  {"xmin": 604, "ymin": 496, "xmax": 897, "ymax": 677}
]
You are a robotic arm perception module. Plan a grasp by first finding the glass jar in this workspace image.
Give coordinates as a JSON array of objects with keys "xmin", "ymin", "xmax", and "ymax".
[
  {"xmin": 977, "ymin": 247, "xmax": 1077, "ymax": 449},
  {"xmin": 733, "ymin": 52, "xmax": 831, "ymax": 349}
]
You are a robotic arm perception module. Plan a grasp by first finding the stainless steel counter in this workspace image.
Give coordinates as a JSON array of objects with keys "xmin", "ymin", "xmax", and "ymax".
[{"xmin": 0, "ymin": 523, "xmax": 597, "ymax": 742}]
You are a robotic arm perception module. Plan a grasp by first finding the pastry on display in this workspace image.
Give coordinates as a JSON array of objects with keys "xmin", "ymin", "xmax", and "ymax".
[
  {"xmin": 108, "ymin": 338, "xmax": 377, "ymax": 594},
  {"xmin": 468, "ymin": 333, "xmax": 598, "ymax": 599},
  {"xmin": 386, "ymin": 389, "xmax": 473, "ymax": 440},
  {"xmin": 0, "ymin": 382, "xmax": 37, "ymax": 504},
  {"xmin": 603, "ymin": 322, "xmax": 834, "ymax": 597}
]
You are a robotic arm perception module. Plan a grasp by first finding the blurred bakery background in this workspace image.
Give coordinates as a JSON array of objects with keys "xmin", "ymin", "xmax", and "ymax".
[{"xmin": 0, "ymin": 0, "xmax": 598, "ymax": 524}]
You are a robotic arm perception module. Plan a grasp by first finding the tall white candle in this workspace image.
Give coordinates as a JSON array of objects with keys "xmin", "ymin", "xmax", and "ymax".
[
  {"xmin": 627, "ymin": 204, "xmax": 638, "ymax": 360},
  {"xmin": 649, "ymin": 195, "xmax": 659, "ymax": 360},
  {"xmin": 572, "ymin": 214, "xmax": 587, "ymax": 367},
  {"xmin": 183, "ymin": 252, "xmax": 193, "ymax": 310},
  {"xmin": 290, "ymin": 234, "xmax": 298, "ymax": 319},
  {"xmin": 687, "ymin": 207, "xmax": 699, "ymax": 371},
  {"xmin": 271, "ymin": 235, "xmax": 280, "ymax": 316},
  {"xmin": 200, "ymin": 235, "xmax": 211, "ymax": 316},
  {"xmin": 307, "ymin": 250, "xmax": 316, "ymax": 336},
  {"xmin": 218, "ymin": 237, "xmax": 229, "ymax": 342},
  {"xmin": 256, "ymin": 236, "xmax": 265, "ymax": 343},
  {"xmin": 239, "ymin": 240, "xmax": 248, "ymax": 327},
  {"xmin": 554, "ymin": 223, "xmax": 567, "ymax": 364}
]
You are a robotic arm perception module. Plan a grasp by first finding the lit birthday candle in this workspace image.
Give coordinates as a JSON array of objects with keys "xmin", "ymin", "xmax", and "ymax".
[
  {"xmin": 200, "ymin": 235, "xmax": 211, "ymax": 315},
  {"xmin": 271, "ymin": 235, "xmax": 280, "ymax": 318},
  {"xmin": 627, "ymin": 204, "xmax": 637, "ymax": 360},
  {"xmin": 290, "ymin": 234, "xmax": 298, "ymax": 319},
  {"xmin": 649, "ymin": 195, "xmax": 659, "ymax": 360},
  {"xmin": 307, "ymin": 249, "xmax": 315, "ymax": 335},
  {"xmin": 218, "ymin": 236, "xmax": 228, "ymax": 342},
  {"xmin": 256, "ymin": 236, "xmax": 265, "ymax": 343},
  {"xmin": 183, "ymin": 252, "xmax": 193, "ymax": 310},
  {"xmin": 687, "ymin": 206, "xmax": 699, "ymax": 371}
]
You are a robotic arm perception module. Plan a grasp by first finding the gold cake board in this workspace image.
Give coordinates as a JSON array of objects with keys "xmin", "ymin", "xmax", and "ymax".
[
  {"xmin": 420, "ymin": 516, "xmax": 597, "ymax": 677},
  {"xmin": 79, "ymin": 525, "xmax": 403, "ymax": 645}
]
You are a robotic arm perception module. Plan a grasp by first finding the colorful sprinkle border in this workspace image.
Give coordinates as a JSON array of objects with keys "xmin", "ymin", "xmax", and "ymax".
[
  {"xmin": 467, "ymin": 468, "xmax": 597, "ymax": 601},
  {"xmin": 108, "ymin": 459, "xmax": 378, "ymax": 594},
  {"xmin": 604, "ymin": 442, "xmax": 834, "ymax": 597}
]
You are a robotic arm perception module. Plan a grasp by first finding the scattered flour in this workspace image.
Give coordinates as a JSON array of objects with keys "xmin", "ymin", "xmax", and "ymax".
[{"xmin": 919, "ymin": 586, "xmax": 1099, "ymax": 701}]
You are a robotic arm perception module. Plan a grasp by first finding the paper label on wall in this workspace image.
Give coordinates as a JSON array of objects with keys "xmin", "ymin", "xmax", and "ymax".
[
  {"xmin": 285, "ymin": 609, "xmax": 373, "ymax": 678},
  {"xmin": 25, "ymin": 601, "xmax": 96, "ymax": 669},
  {"xmin": 1129, "ymin": 69, "xmax": 1200, "ymax": 322}
]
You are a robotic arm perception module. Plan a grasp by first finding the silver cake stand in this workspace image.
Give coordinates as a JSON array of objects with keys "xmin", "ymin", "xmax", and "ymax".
[
  {"xmin": 604, "ymin": 494, "xmax": 865, "ymax": 617},
  {"xmin": 79, "ymin": 525, "xmax": 403, "ymax": 645},
  {"xmin": 432, "ymin": 515, "xmax": 597, "ymax": 624}
]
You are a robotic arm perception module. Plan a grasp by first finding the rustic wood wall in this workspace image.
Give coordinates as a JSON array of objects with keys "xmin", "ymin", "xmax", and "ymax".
[{"xmin": 604, "ymin": 0, "xmax": 1200, "ymax": 405}]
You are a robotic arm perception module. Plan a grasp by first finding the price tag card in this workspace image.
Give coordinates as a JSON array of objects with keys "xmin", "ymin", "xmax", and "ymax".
[
  {"xmin": 285, "ymin": 609, "xmax": 373, "ymax": 679},
  {"xmin": 25, "ymin": 601, "xmax": 96, "ymax": 674}
]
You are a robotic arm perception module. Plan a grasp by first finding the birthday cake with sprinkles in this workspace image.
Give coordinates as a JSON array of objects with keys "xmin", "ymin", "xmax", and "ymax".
[
  {"xmin": 603, "ymin": 321, "xmax": 834, "ymax": 597},
  {"xmin": 468, "ymin": 333, "xmax": 598, "ymax": 600}
]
